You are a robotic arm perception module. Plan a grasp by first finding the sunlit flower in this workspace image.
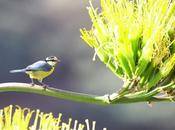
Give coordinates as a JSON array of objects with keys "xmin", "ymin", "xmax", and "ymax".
[
  {"xmin": 81, "ymin": 0, "xmax": 175, "ymax": 97},
  {"xmin": 0, "ymin": 105, "xmax": 107, "ymax": 130}
]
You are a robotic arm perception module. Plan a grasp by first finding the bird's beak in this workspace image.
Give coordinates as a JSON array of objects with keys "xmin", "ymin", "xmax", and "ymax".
[{"xmin": 57, "ymin": 58, "xmax": 61, "ymax": 63}]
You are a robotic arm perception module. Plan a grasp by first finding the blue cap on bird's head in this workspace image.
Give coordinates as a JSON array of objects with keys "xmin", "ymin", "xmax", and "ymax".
[{"xmin": 45, "ymin": 56, "xmax": 61, "ymax": 66}]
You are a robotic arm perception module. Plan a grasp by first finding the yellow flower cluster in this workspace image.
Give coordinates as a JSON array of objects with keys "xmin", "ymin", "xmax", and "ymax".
[
  {"xmin": 81, "ymin": 0, "xmax": 175, "ymax": 94},
  {"xmin": 0, "ymin": 105, "xmax": 107, "ymax": 130}
]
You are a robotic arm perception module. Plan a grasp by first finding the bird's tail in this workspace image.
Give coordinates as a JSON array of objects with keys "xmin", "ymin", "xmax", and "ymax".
[{"xmin": 9, "ymin": 69, "xmax": 26, "ymax": 73}]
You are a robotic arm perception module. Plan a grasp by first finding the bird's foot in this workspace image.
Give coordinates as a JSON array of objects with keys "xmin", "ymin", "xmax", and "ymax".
[
  {"xmin": 42, "ymin": 84, "xmax": 49, "ymax": 90},
  {"xmin": 38, "ymin": 80, "xmax": 49, "ymax": 90},
  {"xmin": 30, "ymin": 82, "xmax": 35, "ymax": 86}
]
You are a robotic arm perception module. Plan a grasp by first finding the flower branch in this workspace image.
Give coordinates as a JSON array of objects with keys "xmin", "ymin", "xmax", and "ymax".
[{"xmin": 0, "ymin": 82, "xmax": 174, "ymax": 105}]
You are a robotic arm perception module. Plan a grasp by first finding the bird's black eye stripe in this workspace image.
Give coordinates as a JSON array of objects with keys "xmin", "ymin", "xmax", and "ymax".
[
  {"xmin": 47, "ymin": 59, "xmax": 57, "ymax": 62},
  {"xmin": 26, "ymin": 69, "xmax": 32, "ymax": 71}
]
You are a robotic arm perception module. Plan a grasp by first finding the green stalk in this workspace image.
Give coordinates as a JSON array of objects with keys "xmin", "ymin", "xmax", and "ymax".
[
  {"xmin": 0, "ymin": 82, "xmax": 173, "ymax": 105},
  {"xmin": 0, "ymin": 83, "xmax": 108, "ymax": 105}
]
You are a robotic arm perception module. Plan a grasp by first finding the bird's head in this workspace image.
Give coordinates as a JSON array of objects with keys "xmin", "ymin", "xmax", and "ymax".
[{"xmin": 45, "ymin": 56, "xmax": 60, "ymax": 67}]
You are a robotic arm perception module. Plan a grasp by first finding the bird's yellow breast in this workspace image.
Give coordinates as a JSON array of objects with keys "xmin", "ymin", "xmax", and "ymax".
[{"xmin": 26, "ymin": 68, "xmax": 55, "ymax": 80}]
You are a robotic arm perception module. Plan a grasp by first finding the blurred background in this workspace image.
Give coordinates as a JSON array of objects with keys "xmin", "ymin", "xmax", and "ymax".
[{"xmin": 0, "ymin": 0, "xmax": 175, "ymax": 130}]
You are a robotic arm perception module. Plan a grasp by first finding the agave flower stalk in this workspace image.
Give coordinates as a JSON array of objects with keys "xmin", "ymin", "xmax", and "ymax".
[
  {"xmin": 80, "ymin": 0, "xmax": 175, "ymax": 100},
  {"xmin": 1, "ymin": 0, "xmax": 175, "ymax": 106}
]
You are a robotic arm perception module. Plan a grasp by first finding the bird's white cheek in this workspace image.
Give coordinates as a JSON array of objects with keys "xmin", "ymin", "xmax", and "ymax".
[{"xmin": 47, "ymin": 61, "xmax": 57, "ymax": 66}]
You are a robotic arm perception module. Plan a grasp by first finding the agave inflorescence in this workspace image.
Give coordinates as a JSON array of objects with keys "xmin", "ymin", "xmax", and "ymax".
[
  {"xmin": 81, "ymin": 0, "xmax": 175, "ymax": 98},
  {"xmin": 0, "ymin": 105, "xmax": 107, "ymax": 130}
]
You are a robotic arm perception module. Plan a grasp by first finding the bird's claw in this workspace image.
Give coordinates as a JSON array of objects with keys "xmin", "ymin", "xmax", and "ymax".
[
  {"xmin": 30, "ymin": 82, "xmax": 35, "ymax": 86},
  {"xmin": 42, "ymin": 84, "xmax": 49, "ymax": 90}
]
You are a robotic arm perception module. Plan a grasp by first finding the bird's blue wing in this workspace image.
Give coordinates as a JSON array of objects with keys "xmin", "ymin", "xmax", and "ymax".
[{"xmin": 26, "ymin": 61, "xmax": 52, "ymax": 72}]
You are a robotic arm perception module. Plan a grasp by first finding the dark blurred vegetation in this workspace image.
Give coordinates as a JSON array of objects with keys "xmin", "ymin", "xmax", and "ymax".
[{"xmin": 0, "ymin": 0, "xmax": 175, "ymax": 130}]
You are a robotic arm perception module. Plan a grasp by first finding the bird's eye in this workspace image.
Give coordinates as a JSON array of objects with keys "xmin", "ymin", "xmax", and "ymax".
[{"xmin": 48, "ymin": 59, "xmax": 57, "ymax": 62}]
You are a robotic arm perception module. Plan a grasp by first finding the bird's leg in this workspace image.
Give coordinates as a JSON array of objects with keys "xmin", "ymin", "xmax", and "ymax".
[
  {"xmin": 30, "ymin": 78, "xmax": 35, "ymax": 86},
  {"xmin": 38, "ymin": 79, "xmax": 48, "ymax": 89}
]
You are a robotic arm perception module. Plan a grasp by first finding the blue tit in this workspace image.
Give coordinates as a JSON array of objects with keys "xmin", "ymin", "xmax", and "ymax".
[{"xmin": 10, "ymin": 56, "xmax": 60, "ymax": 88}]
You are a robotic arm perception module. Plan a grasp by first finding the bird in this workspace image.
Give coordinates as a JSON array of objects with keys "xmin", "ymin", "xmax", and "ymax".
[{"xmin": 10, "ymin": 56, "xmax": 60, "ymax": 88}]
